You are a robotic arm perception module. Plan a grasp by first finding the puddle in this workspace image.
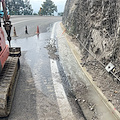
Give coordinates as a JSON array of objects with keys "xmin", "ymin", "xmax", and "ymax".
[
  {"xmin": 7, "ymin": 28, "xmax": 74, "ymax": 101},
  {"xmin": 7, "ymin": 32, "xmax": 56, "ymax": 98},
  {"xmin": 9, "ymin": 33, "xmax": 50, "ymax": 68}
]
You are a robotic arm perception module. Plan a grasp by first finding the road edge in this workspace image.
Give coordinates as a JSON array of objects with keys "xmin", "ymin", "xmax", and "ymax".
[{"xmin": 60, "ymin": 22, "xmax": 120, "ymax": 120}]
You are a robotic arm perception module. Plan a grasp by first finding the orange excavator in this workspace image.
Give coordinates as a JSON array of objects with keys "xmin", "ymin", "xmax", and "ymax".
[{"xmin": 0, "ymin": 0, "xmax": 21, "ymax": 117}]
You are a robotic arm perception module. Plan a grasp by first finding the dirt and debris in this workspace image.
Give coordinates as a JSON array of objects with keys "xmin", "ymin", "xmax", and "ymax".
[
  {"xmin": 85, "ymin": 60, "xmax": 120, "ymax": 112},
  {"xmin": 45, "ymin": 44, "xmax": 59, "ymax": 60},
  {"xmin": 70, "ymin": 79, "xmax": 98, "ymax": 120}
]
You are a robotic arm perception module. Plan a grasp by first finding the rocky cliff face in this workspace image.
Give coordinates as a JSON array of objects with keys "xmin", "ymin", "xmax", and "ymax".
[
  {"xmin": 63, "ymin": 0, "xmax": 120, "ymax": 68},
  {"xmin": 63, "ymin": 0, "xmax": 120, "ymax": 112}
]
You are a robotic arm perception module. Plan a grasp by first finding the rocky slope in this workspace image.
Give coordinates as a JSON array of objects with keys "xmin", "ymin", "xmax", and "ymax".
[{"xmin": 63, "ymin": 0, "xmax": 120, "ymax": 113}]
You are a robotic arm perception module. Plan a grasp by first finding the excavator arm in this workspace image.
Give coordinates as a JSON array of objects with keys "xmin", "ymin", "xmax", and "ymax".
[
  {"xmin": 1, "ymin": 0, "xmax": 21, "ymax": 57},
  {"xmin": 1, "ymin": 0, "xmax": 12, "ymax": 47}
]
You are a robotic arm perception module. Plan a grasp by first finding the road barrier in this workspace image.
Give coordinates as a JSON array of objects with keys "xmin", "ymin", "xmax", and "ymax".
[
  {"xmin": 36, "ymin": 26, "xmax": 40, "ymax": 34},
  {"xmin": 13, "ymin": 27, "xmax": 17, "ymax": 37},
  {"xmin": 25, "ymin": 26, "xmax": 28, "ymax": 34},
  {"xmin": 12, "ymin": 25, "xmax": 41, "ymax": 38}
]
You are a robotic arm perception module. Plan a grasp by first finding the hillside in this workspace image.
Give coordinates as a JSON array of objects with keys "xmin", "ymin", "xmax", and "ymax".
[{"xmin": 63, "ymin": 0, "xmax": 120, "ymax": 113}]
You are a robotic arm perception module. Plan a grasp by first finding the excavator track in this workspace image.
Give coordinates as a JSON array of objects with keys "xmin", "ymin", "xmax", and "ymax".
[{"xmin": 0, "ymin": 56, "xmax": 20, "ymax": 117}]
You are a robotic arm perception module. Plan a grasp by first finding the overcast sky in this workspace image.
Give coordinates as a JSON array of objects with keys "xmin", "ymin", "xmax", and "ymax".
[{"xmin": 30, "ymin": 0, "xmax": 67, "ymax": 13}]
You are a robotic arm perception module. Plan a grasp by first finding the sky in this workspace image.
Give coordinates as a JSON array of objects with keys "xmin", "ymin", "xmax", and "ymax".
[{"xmin": 30, "ymin": 0, "xmax": 67, "ymax": 13}]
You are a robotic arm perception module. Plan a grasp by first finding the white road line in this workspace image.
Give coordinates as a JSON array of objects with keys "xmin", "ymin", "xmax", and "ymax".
[
  {"xmin": 50, "ymin": 22, "xmax": 57, "ymax": 46},
  {"xmin": 50, "ymin": 22, "xmax": 76, "ymax": 120},
  {"xmin": 12, "ymin": 19, "xmax": 30, "ymax": 25}
]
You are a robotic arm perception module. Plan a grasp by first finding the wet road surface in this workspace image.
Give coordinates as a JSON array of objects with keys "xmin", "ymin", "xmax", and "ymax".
[{"xmin": 0, "ymin": 17, "xmax": 85, "ymax": 120}]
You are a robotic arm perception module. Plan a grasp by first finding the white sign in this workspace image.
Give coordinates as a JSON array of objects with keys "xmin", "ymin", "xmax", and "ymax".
[{"xmin": 105, "ymin": 62, "xmax": 114, "ymax": 72}]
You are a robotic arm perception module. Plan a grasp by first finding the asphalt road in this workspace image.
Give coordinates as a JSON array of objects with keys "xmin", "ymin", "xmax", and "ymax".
[
  {"xmin": 0, "ymin": 16, "xmax": 85, "ymax": 120},
  {"xmin": 10, "ymin": 16, "xmax": 62, "ymax": 39}
]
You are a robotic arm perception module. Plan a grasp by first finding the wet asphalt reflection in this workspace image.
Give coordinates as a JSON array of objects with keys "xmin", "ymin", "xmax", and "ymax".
[{"xmin": 11, "ymin": 32, "xmax": 57, "ymax": 99}]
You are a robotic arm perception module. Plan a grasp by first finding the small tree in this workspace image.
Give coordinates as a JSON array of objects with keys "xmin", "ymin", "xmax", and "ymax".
[
  {"xmin": 58, "ymin": 12, "xmax": 63, "ymax": 16},
  {"xmin": 6, "ymin": 0, "xmax": 33, "ymax": 15},
  {"xmin": 39, "ymin": 0, "xmax": 57, "ymax": 16}
]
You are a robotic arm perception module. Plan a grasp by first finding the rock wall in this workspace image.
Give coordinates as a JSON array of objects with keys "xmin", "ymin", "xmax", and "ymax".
[
  {"xmin": 63, "ymin": 0, "xmax": 120, "ymax": 69},
  {"xmin": 63, "ymin": 0, "xmax": 120, "ymax": 113}
]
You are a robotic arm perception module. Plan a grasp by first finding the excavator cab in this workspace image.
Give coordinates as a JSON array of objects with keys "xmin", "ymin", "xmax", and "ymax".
[
  {"xmin": 0, "ymin": 3, "xmax": 9, "ymax": 18},
  {"xmin": 0, "ymin": 1, "xmax": 3, "ymax": 18}
]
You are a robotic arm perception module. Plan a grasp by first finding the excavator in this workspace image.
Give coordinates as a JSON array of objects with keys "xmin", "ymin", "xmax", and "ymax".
[{"xmin": 0, "ymin": 0, "xmax": 21, "ymax": 117}]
